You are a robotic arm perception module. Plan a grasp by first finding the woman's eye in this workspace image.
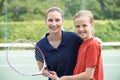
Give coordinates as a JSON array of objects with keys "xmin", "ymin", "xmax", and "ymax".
[
  {"xmin": 48, "ymin": 19, "xmax": 53, "ymax": 22},
  {"xmin": 55, "ymin": 19, "xmax": 60, "ymax": 22}
]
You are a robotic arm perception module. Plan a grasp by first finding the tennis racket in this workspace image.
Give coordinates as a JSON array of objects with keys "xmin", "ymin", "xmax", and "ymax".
[{"xmin": 6, "ymin": 39, "xmax": 48, "ymax": 76}]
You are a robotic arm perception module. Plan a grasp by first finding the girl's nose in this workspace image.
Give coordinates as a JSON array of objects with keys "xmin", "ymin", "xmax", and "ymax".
[{"xmin": 78, "ymin": 26, "xmax": 83, "ymax": 31}]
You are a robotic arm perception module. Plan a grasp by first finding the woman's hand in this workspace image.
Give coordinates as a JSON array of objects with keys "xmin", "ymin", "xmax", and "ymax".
[
  {"xmin": 42, "ymin": 68, "xmax": 51, "ymax": 77},
  {"xmin": 94, "ymin": 37, "xmax": 102, "ymax": 44},
  {"xmin": 48, "ymin": 71, "xmax": 60, "ymax": 80}
]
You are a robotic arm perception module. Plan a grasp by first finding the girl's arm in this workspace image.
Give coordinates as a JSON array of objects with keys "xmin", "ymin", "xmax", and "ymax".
[{"xmin": 60, "ymin": 67, "xmax": 95, "ymax": 80}]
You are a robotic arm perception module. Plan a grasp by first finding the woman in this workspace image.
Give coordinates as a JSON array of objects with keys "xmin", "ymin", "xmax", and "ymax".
[{"xmin": 35, "ymin": 7, "xmax": 83, "ymax": 80}]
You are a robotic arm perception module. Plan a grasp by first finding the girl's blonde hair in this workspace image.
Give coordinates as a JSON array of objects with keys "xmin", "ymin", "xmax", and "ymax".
[
  {"xmin": 74, "ymin": 10, "xmax": 94, "ymax": 35},
  {"xmin": 74, "ymin": 10, "xmax": 94, "ymax": 22},
  {"xmin": 45, "ymin": 7, "xmax": 64, "ymax": 19}
]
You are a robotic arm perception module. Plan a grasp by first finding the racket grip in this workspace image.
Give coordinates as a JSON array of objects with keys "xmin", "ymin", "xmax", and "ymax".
[{"xmin": 42, "ymin": 68, "xmax": 51, "ymax": 76}]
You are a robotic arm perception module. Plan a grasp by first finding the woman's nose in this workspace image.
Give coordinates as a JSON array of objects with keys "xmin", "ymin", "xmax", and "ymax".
[{"xmin": 52, "ymin": 21, "xmax": 57, "ymax": 25}]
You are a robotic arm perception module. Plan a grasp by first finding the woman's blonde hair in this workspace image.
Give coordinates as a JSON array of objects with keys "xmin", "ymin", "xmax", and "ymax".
[{"xmin": 45, "ymin": 7, "xmax": 64, "ymax": 19}]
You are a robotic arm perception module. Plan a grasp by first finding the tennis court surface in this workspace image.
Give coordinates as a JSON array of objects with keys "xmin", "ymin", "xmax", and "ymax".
[{"xmin": 0, "ymin": 49, "xmax": 120, "ymax": 80}]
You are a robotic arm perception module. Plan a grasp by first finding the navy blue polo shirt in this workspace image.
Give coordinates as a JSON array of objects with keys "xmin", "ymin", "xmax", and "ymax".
[{"xmin": 36, "ymin": 31, "xmax": 82, "ymax": 78}]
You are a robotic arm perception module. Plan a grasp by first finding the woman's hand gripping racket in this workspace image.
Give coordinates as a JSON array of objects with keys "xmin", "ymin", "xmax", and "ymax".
[{"xmin": 6, "ymin": 39, "xmax": 49, "ymax": 76}]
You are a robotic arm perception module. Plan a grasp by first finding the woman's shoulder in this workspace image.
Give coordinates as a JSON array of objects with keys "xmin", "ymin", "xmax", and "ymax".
[
  {"xmin": 36, "ymin": 37, "xmax": 46, "ymax": 46},
  {"xmin": 62, "ymin": 31, "xmax": 82, "ymax": 43},
  {"xmin": 62, "ymin": 31, "xmax": 79, "ymax": 37}
]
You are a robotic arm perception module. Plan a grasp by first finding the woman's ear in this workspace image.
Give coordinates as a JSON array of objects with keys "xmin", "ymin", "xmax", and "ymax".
[
  {"xmin": 91, "ymin": 21, "xmax": 94, "ymax": 27},
  {"xmin": 45, "ymin": 20, "xmax": 47, "ymax": 25}
]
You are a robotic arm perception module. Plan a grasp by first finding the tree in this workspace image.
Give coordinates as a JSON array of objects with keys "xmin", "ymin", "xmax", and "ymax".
[
  {"xmin": 0, "ymin": 0, "xmax": 4, "ymax": 16},
  {"xmin": 85, "ymin": 0, "xmax": 102, "ymax": 19},
  {"xmin": 104, "ymin": 0, "xmax": 120, "ymax": 19},
  {"xmin": 65, "ymin": 0, "xmax": 82, "ymax": 19}
]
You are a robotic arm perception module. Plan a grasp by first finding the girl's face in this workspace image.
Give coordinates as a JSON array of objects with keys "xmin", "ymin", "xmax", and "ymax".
[
  {"xmin": 46, "ymin": 11, "xmax": 63, "ymax": 33},
  {"xmin": 74, "ymin": 16, "xmax": 93, "ymax": 41}
]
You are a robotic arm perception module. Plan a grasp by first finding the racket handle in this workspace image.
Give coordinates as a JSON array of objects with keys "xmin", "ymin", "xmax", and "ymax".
[{"xmin": 42, "ymin": 68, "xmax": 51, "ymax": 77}]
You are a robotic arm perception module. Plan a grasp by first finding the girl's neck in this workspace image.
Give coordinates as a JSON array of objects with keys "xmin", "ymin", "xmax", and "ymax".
[{"xmin": 83, "ymin": 36, "xmax": 93, "ymax": 41}]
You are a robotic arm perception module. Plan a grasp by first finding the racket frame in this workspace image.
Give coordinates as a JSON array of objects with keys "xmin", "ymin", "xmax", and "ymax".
[{"xmin": 6, "ymin": 39, "xmax": 46, "ymax": 76}]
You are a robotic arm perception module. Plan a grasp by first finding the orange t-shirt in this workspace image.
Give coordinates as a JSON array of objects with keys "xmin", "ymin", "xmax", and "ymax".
[{"xmin": 74, "ymin": 38, "xmax": 104, "ymax": 80}]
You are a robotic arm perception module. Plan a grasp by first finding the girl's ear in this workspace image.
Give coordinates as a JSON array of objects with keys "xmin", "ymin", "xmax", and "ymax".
[{"xmin": 62, "ymin": 18, "xmax": 64, "ymax": 23}]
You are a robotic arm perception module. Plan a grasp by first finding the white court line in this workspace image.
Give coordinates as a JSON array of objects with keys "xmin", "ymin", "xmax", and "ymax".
[
  {"xmin": 0, "ymin": 42, "xmax": 120, "ymax": 47},
  {"xmin": 0, "ymin": 64, "xmax": 120, "ymax": 67},
  {"xmin": 0, "ymin": 65, "xmax": 38, "ymax": 67},
  {"xmin": 104, "ymin": 64, "xmax": 120, "ymax": 66}
]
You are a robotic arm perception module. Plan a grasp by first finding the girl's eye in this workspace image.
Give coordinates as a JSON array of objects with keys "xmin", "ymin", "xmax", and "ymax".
[{"xmin": 82, "ymin": 24, "xmax": 87, "ymax": 27}]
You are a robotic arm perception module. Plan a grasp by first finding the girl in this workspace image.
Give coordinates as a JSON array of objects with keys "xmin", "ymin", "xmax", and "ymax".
[{"xmin": 49, "ymin": 10, "xmax": 104, "ymax": 80}]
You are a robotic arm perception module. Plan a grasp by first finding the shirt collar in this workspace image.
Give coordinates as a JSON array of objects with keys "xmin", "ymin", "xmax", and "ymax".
[{"xmin": 44, "ymin": 31, "xmax": 67, "ymax": 51}]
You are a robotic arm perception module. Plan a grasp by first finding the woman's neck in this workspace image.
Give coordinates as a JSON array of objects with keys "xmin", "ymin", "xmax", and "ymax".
[
  {"xmin": 47, "ymin": 31, "xmax": 62, "ymax": 48},
  {"xmin": 48, "ymin": 31, "xmax": 62, "ymax": 41}
]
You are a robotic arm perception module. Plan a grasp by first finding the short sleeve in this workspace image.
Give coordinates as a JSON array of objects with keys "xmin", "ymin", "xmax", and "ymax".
[
  {"xmin": 35, "ymin": 47, "xmax": 44, "ymax": 63},
  {"xmin": 85, "ymin": 45, "xmax": 101, "ymax": 67}
]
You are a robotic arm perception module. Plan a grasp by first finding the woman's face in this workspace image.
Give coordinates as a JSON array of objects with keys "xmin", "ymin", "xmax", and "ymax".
[{"xmin": 46, "ymin": 11, "xmax": 63, "ymax": 33}]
